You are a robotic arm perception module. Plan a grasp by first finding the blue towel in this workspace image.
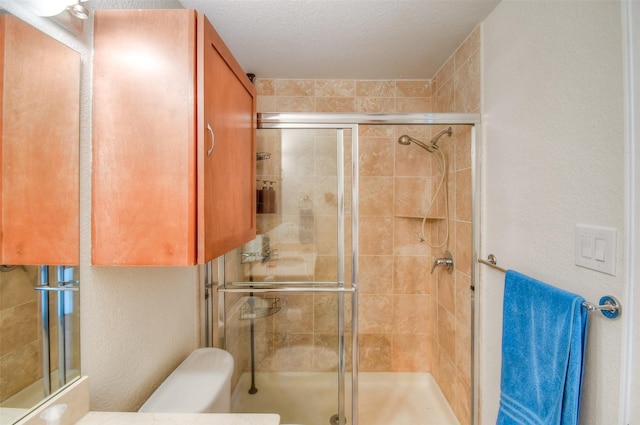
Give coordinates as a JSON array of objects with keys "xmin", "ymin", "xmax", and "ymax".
[{"xmin": 496, "ymin": 270, "xmax": 588, "ymax": 425}]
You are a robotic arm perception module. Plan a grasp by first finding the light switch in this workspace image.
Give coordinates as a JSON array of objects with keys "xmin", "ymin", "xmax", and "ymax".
[
  {"xmin": 575, "ymin": 224, "xmax": 616, "ymax": 275},
  {"xmin": 593, "ymin": 237, "xmax": 606, "ymax": 262},
  {"xmin": 581, "ymin": 236, "xmax": 592, "ymax": 258}
]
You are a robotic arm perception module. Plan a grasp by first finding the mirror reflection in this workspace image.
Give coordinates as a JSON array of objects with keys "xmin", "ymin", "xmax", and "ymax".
[{"xmin": 0, "ymin": 10, "xmax": 80, "ymax": 425}]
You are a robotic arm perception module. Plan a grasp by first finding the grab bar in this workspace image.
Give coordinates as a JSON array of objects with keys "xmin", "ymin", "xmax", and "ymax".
[
  {"xmin": 478, "ymin": 254, "xmax": 621, "ymax": 319},
  {"xmin": 220, "ymin": 285, "xmax": 356, "ymax": 294}
]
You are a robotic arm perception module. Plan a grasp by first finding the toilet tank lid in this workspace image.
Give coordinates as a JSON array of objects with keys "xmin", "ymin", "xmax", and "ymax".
[{"xmin": 138, "ymin": 348, "xmax": 234, "ymax": 413}]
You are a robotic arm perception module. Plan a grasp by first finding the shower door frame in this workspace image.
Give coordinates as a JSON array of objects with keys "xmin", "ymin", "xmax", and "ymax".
[{"xmin": 221, "ymin": 112, "xmax": 482, "ymax": 425}]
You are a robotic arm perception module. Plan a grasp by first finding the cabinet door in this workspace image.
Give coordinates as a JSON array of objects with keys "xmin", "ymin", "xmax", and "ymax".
[
  {"xmin": 92, "ymin": 10, "xmax": 197, "ymax": 265},
  {"xmin": 198, "ymin": 14, "xmax": 256, "ymax": 263},
  {"xmin": 1, "ymin": 15, "xmax": 79, "ymax": 265}
]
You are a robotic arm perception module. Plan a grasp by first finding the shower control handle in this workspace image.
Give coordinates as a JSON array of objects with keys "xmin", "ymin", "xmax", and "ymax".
[{"xmin": 431, "ymin": 251, "xmax": 454, "ymax": 274}]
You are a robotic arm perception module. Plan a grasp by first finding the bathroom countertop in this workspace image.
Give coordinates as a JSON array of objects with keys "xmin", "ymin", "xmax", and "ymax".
[{"xmin": 75, "ymin": 412, "xmax": 280, "ymax": 425}]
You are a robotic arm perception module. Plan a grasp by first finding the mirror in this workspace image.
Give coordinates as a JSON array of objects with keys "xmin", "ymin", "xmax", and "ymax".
[{"xmin": 0, "ymin": 8, "xmax": 81, "ymax": 425}]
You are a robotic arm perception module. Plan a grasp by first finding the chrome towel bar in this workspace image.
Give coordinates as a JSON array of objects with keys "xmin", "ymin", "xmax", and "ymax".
[{"xmin": 478, "ymin": 255, "xmax": 621, "ymax": 319}]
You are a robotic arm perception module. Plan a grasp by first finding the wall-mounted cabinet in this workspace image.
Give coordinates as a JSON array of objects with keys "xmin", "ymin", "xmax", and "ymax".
[
  {"xmin": 92, "ymin": 9, "xmax": 256, "ymax": 266},
  {"xmin": 0, "ymin": 14, "xmax": 80, "ymax": 265}
]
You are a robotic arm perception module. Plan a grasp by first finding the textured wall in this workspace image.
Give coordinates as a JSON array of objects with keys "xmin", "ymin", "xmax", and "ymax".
[{"xmin": 481, "ymin": 2, "xmax": 625, "ymax": 424}]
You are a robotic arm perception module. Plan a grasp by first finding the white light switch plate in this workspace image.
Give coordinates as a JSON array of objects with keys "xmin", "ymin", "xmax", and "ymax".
[{"xmin": 575, "ymin": 224, "xmax": 616, "ymax": 275}]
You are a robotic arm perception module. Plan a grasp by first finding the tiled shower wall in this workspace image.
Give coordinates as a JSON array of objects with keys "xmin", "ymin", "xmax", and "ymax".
[
  {"xmin": 429, "ymin": 27, "xmax": 479, "ymax": 425},
  {"xmin": 224, "ymin": 26, "xmax": 480, "ymax": 425}
]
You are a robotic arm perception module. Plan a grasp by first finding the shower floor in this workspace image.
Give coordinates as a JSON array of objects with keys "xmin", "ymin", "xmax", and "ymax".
[{"xmin": 231, "ymin": 372, "xmax": 460, "ymax": 425}]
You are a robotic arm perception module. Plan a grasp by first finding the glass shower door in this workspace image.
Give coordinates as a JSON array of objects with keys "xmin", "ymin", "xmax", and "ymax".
[{"xmin": 221, "ymin": 126, "xmax": 357, "ymax": 425}]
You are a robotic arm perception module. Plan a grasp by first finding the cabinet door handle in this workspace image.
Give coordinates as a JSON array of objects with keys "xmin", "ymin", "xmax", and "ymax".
[{"xmin": 206, "ymin": 124, "xmax": 215, "ymax": 156}]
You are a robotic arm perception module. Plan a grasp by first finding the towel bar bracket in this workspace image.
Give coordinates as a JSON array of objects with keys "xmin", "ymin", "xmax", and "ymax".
[
  {"xmin": 478, "ymin": 255, "xmax": 622, "ymax": 320},
  {"xmin": 582, "ymin": 296, "xmax": 620, "ymax": 319}
]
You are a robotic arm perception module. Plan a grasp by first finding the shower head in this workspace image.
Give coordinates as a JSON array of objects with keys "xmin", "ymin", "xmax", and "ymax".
[{"xmin": 397, "ymin": 135, "xmax": 435, "ymax": 152}]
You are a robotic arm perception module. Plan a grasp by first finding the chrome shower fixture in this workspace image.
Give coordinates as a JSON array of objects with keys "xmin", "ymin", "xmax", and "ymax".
[
  {"xmin": 397, "ymin": 126, "xmax": 453, "ymax": 152},
  {"xmin": 430, "ymin": 126, "xmax": 453, "ymax": 148},
  {"xmin": 397, "ymin": 134, "xmax": 435, "ymax": 152}
]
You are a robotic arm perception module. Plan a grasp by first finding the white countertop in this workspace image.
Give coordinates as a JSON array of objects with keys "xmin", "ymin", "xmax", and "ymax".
[{"xmin": 75, "ymin": 412, "xmax": 280, "ymax": 425}]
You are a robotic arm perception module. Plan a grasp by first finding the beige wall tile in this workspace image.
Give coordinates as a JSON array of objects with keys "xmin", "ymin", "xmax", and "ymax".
[
  {"xmin": 437, "ymin": 304, "xmax": 456, "ymax": 361},
  {"xmin": 454, "ymin": 220, "xmax": 472, "ymax": 276},
  {"xmin": 453, "ymin": 373, "xmax": 472, "ymax": 425},
  {"xmin": 435, "ymin": 77, "xmax": 455, "ymax": 112},
  {"xmin": 436, "ymin": 348, "xmax": 457, "ymax": 407},
  {"xmin": 454, "ymin": 26, "xmax": 481, "ymax": 71},
  {"xmin": 360, "ymin": 216, "xmax": 394, "ymax": 255},
  {"xmin": 396, "ymin": 97, "xmax": 431, "ymax": 113},
  {"xmin": 395, "ymin": 80, "xmax": 431, "ymax": 98},
  {"xmin": 316, "ymin": 79, "xmax": 356, "ymax": 97},
  {"xmin": 359, "ymin": 333, "xmax": 392, "ymax": 371},
  {"xmin": 454, "ymin": 50, "xmax": 481, "ymax": 113},
  {"xmin": 455, "ymin": 323, "xmax": 472, "ymax": 385},
  {"xmin": 356, "ymin": 80, "xmax": 395, "ymax": 97},
  {"xmin": 395, "ymin": 142, "xmax": 432, "ymax": 178},
  {"xmin": 276, "ymin": 96, "xmax": 316, "ymax": 112},
  {"xmin": 314, "ymin": 333, "xmax": 342, "ymax": 372},
  {"xmin": 275, "ymin": 293, "xmax": 314, "ymax": 334},
  {"xmin": 276, "ymin": 79, "xmax": 315, "ymax": 96},
  {"xmin": 453, "ymin": 168, "xmax": 472, "ymax": 222},
  {"xmin": 393, "ymin": 218, "xmax": 431, "ymax": 256},
  {"xmin": 255, "ymin": 78, "xmax": 276, "ymax": 95},
  {"xmin": 394, "ymin": 176, "xmax": 431, "ymax": 217},
  {"xmin": 359, "ymin": 137, "xmax": 395, "ymax": 176},
  {"xmin": 454, "ymin": 125, "xmax": 472, "ymax": 171},
  {"xmin": 360, "ymin": 177, "xmax": 394, "ymax": 216},
  {"xmin": 316, "ymin": 97, "xmax": 356, "ymax": 112},
  {"xmin": 392, "ymin": 294, "xmax": 431, "ymax": 334},
  {"xmin": 437, "ymin": 268, "xmax": 456, "ymax": 314},
  {"xmin": 434, "ymin": 56, "xmax": 455, "ymax": 88},
  {"xmin": 359, "ymin": 255, "xmax": 394, "ymax": 294},
  {"xmin": 359, "ymin": 294, "xmax": 393, "ymax": 333},
  {"xmin": 355, "ymin": 97, "xmax": 396, "ymax": 113},
  {"xmin": 393, "ymin": 255, "xmax": 431, "ymax": 294},
  {"xmin": 392, "ymin": 333, "xmax": 432, "ymax": 372},
  {"xmin": 257, "ymin": 95, "xmax": 277, "ymax": 113},
  {"xmin": 360, "ymin": 124, "xmax": 395, "ymax": 138}
]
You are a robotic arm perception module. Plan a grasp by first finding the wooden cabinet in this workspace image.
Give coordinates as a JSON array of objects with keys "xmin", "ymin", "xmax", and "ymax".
[
  {"xmin": 0, "ymin": 14, "xmax": 80, "ymax": 265},
  {"xmin": 92, "ymin": 10, "xmax": 256, "ymax": 266}
]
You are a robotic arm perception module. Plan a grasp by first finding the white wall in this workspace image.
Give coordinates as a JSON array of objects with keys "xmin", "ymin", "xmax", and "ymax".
[{"xmin": 480, "ymin": 1, "xmax": 626, "ymax": 424}]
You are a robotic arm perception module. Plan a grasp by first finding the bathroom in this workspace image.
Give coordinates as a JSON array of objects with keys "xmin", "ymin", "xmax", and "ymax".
[{"xmin": 0, "ymin": 1, "xmax": 638, "ymax": 425}]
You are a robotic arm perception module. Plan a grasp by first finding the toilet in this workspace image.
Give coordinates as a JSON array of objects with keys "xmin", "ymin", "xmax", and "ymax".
[{"xmin": 138, "ymin": 347, "xmax": 234, "ymax": 413}]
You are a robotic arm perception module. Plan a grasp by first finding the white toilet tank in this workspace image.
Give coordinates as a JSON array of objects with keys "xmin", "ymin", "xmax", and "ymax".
[{"xmin": 138, "ymin": 347, "xmax": 234, "ymax": 413}]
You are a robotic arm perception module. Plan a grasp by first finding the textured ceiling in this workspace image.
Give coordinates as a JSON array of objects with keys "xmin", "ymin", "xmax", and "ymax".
[{"xmin": 178, "ymin": 0, "xmax": 501, "ymax": 80}]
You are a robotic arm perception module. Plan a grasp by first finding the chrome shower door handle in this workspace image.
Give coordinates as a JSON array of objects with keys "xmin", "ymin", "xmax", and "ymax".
[
  {"xmin": 206, "ymin": 124, "xmax": 215, "ymax": 156},
  {"xmin": 431, "ymin": 251, "xmax": 454, "ymax": 274}
]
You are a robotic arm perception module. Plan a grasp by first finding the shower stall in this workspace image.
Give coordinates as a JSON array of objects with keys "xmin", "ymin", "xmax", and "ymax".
[{"xmin": 211, "ymin": 113, "xmax": 480, "ymax": 425}]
